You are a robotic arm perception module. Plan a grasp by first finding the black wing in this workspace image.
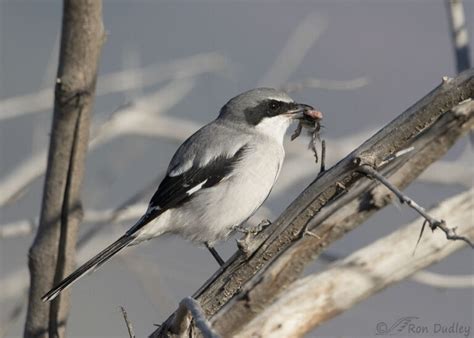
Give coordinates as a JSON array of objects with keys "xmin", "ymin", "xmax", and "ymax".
[{"xmin": 137, "ymin": 145, "xmax": 248, "ymax": 223}]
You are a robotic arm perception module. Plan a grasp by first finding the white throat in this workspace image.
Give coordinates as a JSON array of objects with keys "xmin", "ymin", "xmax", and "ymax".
[{"xmin": 255, "ymin": 115, "xmax": 293, "ymax": 144}]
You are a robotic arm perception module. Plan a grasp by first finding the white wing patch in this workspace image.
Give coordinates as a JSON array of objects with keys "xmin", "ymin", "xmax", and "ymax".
[{"xmin": 186, "ymin": 179, "xmax": 208, "ymax": 196}]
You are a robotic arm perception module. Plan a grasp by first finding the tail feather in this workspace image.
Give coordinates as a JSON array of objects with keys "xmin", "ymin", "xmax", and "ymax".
[{"xmin": 42, "ymin": 235, "xmax": 134, "ymax": 302}]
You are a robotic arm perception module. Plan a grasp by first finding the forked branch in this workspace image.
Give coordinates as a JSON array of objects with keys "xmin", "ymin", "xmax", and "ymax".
[
  {"xmin": 151, "ymin": 71, "xmax": 474, "ymax": 338},
  {"xmin": 358, "ymin": 164, "xmax": 473, "ymax": 248}
]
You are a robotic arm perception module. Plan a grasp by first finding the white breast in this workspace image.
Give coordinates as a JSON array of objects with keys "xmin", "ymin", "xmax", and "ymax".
[{"xmin": 163, "ymin": 139, "xmax": 285, "ymax": 245}]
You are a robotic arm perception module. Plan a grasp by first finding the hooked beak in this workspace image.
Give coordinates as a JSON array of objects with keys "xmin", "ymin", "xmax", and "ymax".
[{"xmin": 287, "ymin": 103, "xmax": 323, "ymax": 120}]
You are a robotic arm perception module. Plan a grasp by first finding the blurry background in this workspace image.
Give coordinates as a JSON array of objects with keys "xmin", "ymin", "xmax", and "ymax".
[{"xmin": 0, "ymin": 1, "xmax": 472, "ymax": 337}]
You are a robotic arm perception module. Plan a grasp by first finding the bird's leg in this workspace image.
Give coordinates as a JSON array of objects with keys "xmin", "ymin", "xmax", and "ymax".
[{"xmin": 205, "ymin": 242, "xmax": 225, "ymax": 266}]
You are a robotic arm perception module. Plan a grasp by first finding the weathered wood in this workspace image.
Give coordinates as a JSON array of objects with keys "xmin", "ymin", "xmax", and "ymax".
[
  {"xmin": 236, "ymin": 189, "xmax": 474, "ymax": 338},
  {"xmin": 209, "ymin": 93, "xmax": 474, "ymax": 337},
  {"xmin": 24, "ymin": 2, "xmax": 104, "ymax": 338},
  {"xmin": 152, "ymin": 70, "xmax": 473, "ymax": 338}
]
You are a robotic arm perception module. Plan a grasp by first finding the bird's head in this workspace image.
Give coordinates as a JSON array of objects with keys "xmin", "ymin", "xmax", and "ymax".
[{"xmin": 218, "ymin": 88, "xmax": 321, "ymax": 142}]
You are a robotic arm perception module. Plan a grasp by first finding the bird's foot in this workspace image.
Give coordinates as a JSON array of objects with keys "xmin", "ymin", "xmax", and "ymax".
[
  {"xmin": 235, "ymin": 219, "xmax": 272, "ymax": 235},
  {"xmin": 236, "ymin": 237, "xmax": 251, "ymax": 256},
  {"xmin": 236, "ymin": 219, "xmax": 272, "ymax": 256}
]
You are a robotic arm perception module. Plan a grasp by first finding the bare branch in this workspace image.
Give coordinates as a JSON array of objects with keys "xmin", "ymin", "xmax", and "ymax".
[
  {"xmin": 0, "ymin": 53, "xmax": 227, "ymax": 208},
  {"xmin": 236, "ymin": 189, "xmax": 474, "ymax": 338},
  {"xmin": 0, "ymin": 203, "xmax": 148, "ymax": 239},
  {"xmin": 411, "ymin": 270, "xmax": 474, "ymax": 289},
  {"xmin": 0, "ymin": 52, "xmax": 229, "ymax": 122},
  {"xmin": 0, "ymin": 219, "xmax": 36, "ymax": 239},
  {"xmin": 358, "ymin": 164, "xmax": 473, "ymax": 247},
  {"xmin": 120, "ymin": 306, "xmax": 136, "ymax": 338},
  {"xmin": 24, "ymin": 2, "xmax": 105, "ymax": 337},
  {"xmin": 0, "ymin": 80, "xmax": 199, "ymax": 208},
  {"xmin": 2, "ymin": 104, "xmax": 469, "ymax": 211},
  {"xmin": 151, "ymin": 70, "xmax": 474, "ymax": 337},
  {"xmin": 318, "ymin": 252, "xmax": 474, "ymax": 289}
]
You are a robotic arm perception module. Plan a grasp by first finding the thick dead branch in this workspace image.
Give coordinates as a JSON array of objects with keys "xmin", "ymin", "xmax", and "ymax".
[
  {"xmin": 318, "ymin": 252, "xmax": 474, "ymax": 289},
  {"xmin": 151, "ymin": 69, "xmax": 474, "ymax": 337},
  {"xmin": 24, "ymin": 2, "xmax": 104, "ymax": 338},
  {"xmin": 236, "ymin": 189, "xmax": 474, "ymax": 338}
]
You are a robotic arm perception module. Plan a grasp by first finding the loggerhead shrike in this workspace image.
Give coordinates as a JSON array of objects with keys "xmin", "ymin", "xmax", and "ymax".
[{"xmin": 42, "ymin": 87, "xmax": 321, "ymax": 302}]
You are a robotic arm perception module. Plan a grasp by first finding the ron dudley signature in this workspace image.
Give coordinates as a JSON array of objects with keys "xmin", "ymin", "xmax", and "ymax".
[{"xmin": 376, "ymin": 317, "xmax": 471, "ymax": 337}]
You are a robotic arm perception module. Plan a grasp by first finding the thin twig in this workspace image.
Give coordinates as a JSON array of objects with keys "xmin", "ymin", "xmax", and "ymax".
[
  {"xmin": 0, "ymin": 219, "xmax": 36, "ymax": 238},
  {"xmin": 320, "ymin": 139, "xmax": 326, "ymax": 174},
  {"xmin": 0, "ymin": 52, "xmax": 229, "ymax": 122},
  {"xmin": 120, "ymin": 306, "xmax": 136, "ymax": 338},
  {"xmin": 151, "ymin": 68, "xmax": 474, "ymax": 338},
  {"xmin": 235, "ymin": 189, "xmax": 473, "ymax": 337},
  {"xmin": 358, "ymin": 164, "xmax": 474, "ymax": 248}
]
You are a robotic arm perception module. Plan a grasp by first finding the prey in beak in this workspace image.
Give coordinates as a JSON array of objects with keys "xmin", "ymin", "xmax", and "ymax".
[
  {"xmin": 290, "ymin": 103, "xmax": 323, "ymax": 140},
  {"xmin": 290, "ymin": 103, "xmax": 324, "ymax": 165},
  {"xmin": 287, "ymin": 103, "xmax": 323, "ymax": 122}
]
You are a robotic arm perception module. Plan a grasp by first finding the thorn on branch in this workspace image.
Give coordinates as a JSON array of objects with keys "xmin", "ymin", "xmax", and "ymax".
[
  {"xmin": 358, "ymin": 165, "xmax": 474, "ymax": 248},
  {"xmin": 319, "ymin": 139, "xmax": 326, "ymax": 175},
  {"xmin": 413, "ymin": 220, "xmax": 428, "ymax": 255},
  {"xmin": 442, "ymin": 75, "xmax": 453, "ymax": 84}
]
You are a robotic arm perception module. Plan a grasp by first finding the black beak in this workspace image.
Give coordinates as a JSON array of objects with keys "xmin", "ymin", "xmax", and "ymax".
[{"xmin": 287, "ymin": 103, "xmax": 323, "ymax": 120}]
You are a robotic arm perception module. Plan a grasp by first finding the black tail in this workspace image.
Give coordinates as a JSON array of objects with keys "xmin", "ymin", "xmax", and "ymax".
[{"xmin": 42, "ymin": 235, "xmax": 134, "ymax": 302}]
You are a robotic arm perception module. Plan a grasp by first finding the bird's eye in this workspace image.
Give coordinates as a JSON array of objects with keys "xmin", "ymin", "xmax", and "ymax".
[{"xmin": 269, "ymin": 101, "xmax": 281, "ymax": 111}]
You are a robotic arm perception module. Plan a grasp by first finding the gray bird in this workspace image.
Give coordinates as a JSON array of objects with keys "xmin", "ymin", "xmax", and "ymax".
[{"xmin": 42, "ymin": 88, "xmax": 317, "ymax": 302}]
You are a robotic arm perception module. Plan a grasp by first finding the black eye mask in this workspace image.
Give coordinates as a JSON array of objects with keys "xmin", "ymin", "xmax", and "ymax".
[{"xmin": 244, "ymin": 99, "xmax": 297, "ymax": 125}]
